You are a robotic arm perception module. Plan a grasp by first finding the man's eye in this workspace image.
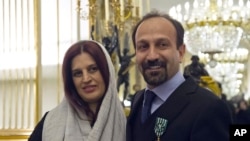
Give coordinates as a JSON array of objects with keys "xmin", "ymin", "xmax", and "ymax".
[
  {"xmin": 158, "ymin": 42, "xmax": 169, "ymax": 49},
  {"xmin": 137, "ymin": 44, "xmax": 148, "ymax": 50},
  {"xmin": 161, "ymin": 43, "xmax": 167, "ymax": 46},
  {"xmin": 73, "ymin": 71, "xmax": 82, "ymax": 77}
]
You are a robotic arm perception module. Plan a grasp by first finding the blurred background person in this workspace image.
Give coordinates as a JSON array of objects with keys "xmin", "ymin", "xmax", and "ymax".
[
  {"xmin": 235, "ymin": 99, "xmax": 250, "ymax": 124},
  {"xmin": 217, "ymin": 82, "xmax": 236, "ymax": 123}
]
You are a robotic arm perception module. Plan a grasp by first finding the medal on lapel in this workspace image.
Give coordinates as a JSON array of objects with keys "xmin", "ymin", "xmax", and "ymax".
[{"xmin": 154, "ymin": 117, "xmax": 168, "ymax": 141}]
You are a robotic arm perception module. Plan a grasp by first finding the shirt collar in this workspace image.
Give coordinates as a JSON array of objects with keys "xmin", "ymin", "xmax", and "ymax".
[{"xmin": 145, "ymin": 71, "xmax": 185, "ymax": 101}]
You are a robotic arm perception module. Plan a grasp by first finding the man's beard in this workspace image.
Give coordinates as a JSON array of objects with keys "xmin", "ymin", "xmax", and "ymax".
[{"xmin": 141, "ymin": 60, "xmax": 167, "ymax": 86}]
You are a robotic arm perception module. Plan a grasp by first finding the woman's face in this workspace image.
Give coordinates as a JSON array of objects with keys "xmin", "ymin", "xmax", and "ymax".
[{"xmin": 71, "ymin": 52, "xmax": 106, "ymax": 105}]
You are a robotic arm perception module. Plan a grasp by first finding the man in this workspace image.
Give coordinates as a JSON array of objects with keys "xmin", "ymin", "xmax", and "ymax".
[{"xmin": 126, "ymin": 10, "xmax": 232, "ymax": 141}]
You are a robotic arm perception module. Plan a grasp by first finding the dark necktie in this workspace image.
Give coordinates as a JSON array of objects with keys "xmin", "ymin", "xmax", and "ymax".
[{"xmin": 141, "ymin": 90, "xmax": 156, "ymax": 123}]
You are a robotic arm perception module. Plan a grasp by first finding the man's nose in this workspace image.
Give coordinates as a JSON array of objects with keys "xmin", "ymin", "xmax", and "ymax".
[{"xmin": 147, "ymin": 46, "xmax": 159, "ymax": 60}]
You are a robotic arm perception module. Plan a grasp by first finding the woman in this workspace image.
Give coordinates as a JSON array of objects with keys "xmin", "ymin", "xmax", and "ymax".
[{"xmin": 29, "ymin": 40, "xmax": 126, "ymax": 141}]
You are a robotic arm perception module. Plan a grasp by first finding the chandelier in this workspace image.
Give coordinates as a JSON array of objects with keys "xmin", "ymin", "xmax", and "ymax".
[
  {"xmin": 198, "ymin": 48, "xmax": 249, "ymax": 98},
  {"xmin": 199, "ymin": 47, "xmax": 249, "ymax": 67},
  {"xmin": 169, "ymin": 0, "xmax": 250, "ymax": 55}
]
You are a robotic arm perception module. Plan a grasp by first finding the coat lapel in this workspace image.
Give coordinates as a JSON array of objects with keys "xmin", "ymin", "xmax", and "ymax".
[{"xmin": 156, "ymin": 77, "xmax": 198, "ymax": 123}]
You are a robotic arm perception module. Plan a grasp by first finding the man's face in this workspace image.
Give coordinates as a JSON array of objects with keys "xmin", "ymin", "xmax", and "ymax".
[{"xmin": 135, "ymin": 17, "xmax": 185, "ymax": 89}]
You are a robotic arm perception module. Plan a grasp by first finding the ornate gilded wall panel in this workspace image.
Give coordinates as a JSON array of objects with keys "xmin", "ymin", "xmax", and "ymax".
[{"xmin": 77, "ymin": 0, "xmax": 147, "ymax": 103}]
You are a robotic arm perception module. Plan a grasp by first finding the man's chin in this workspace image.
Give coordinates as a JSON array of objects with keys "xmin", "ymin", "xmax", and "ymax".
[
  {"xmin": 146, "ymin": 79, "xmax": 165, "ymax": 87},
  {"xmin": 144, "ymin": 74, "xmax": 166, "ymax": 86}
]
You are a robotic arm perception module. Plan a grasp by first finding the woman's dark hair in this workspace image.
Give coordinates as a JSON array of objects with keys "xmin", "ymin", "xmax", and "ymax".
[
  {"xmin": 62, "ymin": 40, "xmax": 109, "ymax": 125},
  {"xmin": 132, "ymin": 10, "xmax": 184, "ymax": 49}
]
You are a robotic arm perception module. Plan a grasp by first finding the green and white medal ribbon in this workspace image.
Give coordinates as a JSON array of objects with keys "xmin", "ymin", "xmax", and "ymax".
[{"xmin": 154, "ymin": 117, "xmax": 168, "ymax": 141}]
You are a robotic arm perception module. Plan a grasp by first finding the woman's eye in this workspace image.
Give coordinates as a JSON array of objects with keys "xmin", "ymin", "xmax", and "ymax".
[
  {"xmin": 89, "ymin": 66, "xmax": 99, "ymax": 73},
  {"xmin": 73, "ymin": 71, "xmax": 82, "ymax": 77}
]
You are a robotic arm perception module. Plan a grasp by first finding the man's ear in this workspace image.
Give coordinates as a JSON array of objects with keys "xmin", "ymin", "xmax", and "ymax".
[{"xmin": 178, "ymin": 44, "xmax": 186, "ymax": 63}]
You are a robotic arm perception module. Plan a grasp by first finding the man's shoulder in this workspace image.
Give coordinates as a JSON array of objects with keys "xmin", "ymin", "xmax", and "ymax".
[
  {"xmin": 187, "ymin": 86, "xmax": 228, "ymax": 112},
  {"xmin": 130, "ymin": 90, "xmax": 144, "ymax": 107},
  {"xmin": 183, "ymin": 76, "xmax": 220, "ymax": 99},
  {"xmin": 133, "ymin": 89, "xmax": 144, "ymax": 99}
]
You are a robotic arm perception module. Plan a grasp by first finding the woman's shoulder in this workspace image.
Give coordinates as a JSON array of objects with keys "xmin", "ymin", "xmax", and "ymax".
[{"xmin": 28, "ymin": 112, "xmax": 49, "ymax": 141}]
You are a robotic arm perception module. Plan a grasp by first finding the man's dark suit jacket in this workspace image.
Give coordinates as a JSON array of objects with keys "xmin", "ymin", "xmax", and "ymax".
[{"xmin": 126, "ymin": 77, "xmax": 232, "ymax": 141}]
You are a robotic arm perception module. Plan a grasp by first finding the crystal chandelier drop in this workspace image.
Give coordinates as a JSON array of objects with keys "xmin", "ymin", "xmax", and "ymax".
[{"xmin": 169, "ymin": 0, "xmax": 250, "ymax": 55}]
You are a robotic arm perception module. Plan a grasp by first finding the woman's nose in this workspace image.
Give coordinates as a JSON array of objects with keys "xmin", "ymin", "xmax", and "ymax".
[{"xmin": 81, "ymin": 72, "xmax": 91, "ymax": 83}]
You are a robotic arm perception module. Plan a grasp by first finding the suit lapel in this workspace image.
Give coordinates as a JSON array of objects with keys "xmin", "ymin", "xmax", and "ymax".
[{"xmin": 156, "ymin": 77, "xmax": 198, "ymax": 123}]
